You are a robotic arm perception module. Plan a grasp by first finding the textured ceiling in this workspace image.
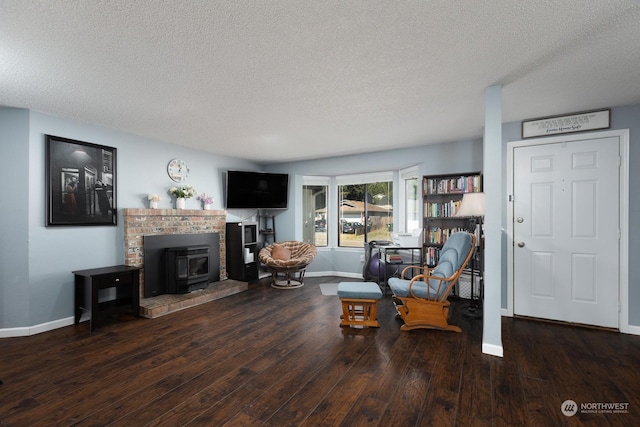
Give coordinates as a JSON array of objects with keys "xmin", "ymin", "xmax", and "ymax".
[{"xmin": 2, "ymin": 1, "xmax": 640, "ymax": 163}]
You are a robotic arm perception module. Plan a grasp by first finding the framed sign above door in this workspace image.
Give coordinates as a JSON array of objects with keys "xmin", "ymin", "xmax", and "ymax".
[{"xmin": 521, "ymin": 109, "xmax": 610, "ymax": 139}]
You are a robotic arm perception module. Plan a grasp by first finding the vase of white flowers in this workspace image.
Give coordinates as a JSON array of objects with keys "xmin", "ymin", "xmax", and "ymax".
[
  {"xmin": 169, "ymin": 185, "xmax": 197, "ymax": 209},
  {"xmin": 148, "ymin": 194, "xmax": 161, "ymax": 209}
]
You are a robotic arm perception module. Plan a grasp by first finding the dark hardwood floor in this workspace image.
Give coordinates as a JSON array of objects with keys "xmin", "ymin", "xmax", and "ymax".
[{"xmin": 1, "ymin": 276, "xmax": 639, "ymax": 426}]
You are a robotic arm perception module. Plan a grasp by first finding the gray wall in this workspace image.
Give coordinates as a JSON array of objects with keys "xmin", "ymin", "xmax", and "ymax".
[
  {"xmin": 1, "ymin": 103, "xmax": 638, "ymax": 332},
  {"xmin": 502, "ymin": 105, "xmax": 640, "ymax": 326},
  {"xmin": 611, "ymin": 105, "xmax": 640, "ymax": 326},
  {"xmin": 265, "ymin": 104, "xmax": 640, "ymax": 328},
  {"xmin": 0, "ymin": 108, "xmax": 259, "ymax": 331},
  {"xmin": 0, "ymin": 108, "xmax": 30, "ymax": 327},
  {"xmin": 263, "ymin": 138, "xmax": 484, "ymax": 279}
]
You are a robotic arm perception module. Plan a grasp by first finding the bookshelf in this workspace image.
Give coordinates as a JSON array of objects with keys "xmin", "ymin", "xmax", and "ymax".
[
  {"xmin": 258, "ymin": 213, "xmax": 276, "ymax": 247},
  {"xmin": 422, "ymin": 172, "xmax": 482, "ymax": 266},
  {"xmin": 258, "ymin": 213, "xmax": 276, "ymax": 278},
  {"xmin": 226, "ymin": 222, "xmax": 259, "ymax": 282}
]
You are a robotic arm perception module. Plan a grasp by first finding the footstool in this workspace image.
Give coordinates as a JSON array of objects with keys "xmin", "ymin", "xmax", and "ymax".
[{"xmin": 337, "ymin": 282, "xmax": 383, "ymax": 328}]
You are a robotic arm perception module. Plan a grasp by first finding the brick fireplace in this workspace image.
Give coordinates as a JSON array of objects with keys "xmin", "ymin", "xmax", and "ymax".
[{"xmin": 122, "ymin": 208, "xmax": 246, "ymax": 317}]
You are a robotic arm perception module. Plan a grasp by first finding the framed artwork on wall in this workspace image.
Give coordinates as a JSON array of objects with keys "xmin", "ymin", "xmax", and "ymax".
[{"xmin": 45, "ymin": 135, "xmax": 117, "ymax": 226}]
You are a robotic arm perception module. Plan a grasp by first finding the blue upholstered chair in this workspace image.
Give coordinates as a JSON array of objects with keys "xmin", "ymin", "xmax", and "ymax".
[{"xmin": 388, "ymin": 232, "xmax": 475, "ymax": 332}]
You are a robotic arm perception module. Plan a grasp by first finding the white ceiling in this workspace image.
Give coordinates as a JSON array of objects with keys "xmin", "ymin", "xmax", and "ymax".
[{"xmin": 2, "ymin": 1, "xmax": 640, "ymax": 164}]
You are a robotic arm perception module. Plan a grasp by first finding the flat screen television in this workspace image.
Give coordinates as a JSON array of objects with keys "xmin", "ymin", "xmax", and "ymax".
[{"xmin": 225, "ymin": 170, "xmax": 289, "ymax": 209}]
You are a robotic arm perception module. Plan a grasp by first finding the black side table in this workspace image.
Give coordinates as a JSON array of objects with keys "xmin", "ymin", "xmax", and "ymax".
[
  {"xmin": 73, "ymin": 265, "xmax": 141, "ymax": 332},
  {"xmin": 376, "ymin": 246, "xmax": 423, "ymax": 295}
]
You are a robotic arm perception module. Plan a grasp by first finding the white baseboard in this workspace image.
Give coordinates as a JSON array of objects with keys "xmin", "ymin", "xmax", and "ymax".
[
  {"xmin": 6, "ymin": 275, "xmax": 639, "ymax": 340},
  {"xmin": 0, "ymin": 316, "xmax": 77, "ymax": 338},
  {"xmin": 623, "ymin": 324, "xmax": 640, "ymax": 336},
  {"xmin": 305, "ymin": 271, "xmax": 362, "ymax": 279},
  {"xmin": 482, "ymin": 342, "xmax": 504, "ymax": 357}
]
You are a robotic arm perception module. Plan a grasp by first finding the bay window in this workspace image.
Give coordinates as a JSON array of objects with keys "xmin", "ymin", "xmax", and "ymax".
[{"xmin": 337, "ymin": 172, "xmax": 393, "ymax": 247}]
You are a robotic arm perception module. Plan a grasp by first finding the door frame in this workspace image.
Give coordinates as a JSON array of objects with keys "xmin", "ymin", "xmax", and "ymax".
[{"xmin": 505, "ymin": 129, "xmax": 630, "ymax": 332}]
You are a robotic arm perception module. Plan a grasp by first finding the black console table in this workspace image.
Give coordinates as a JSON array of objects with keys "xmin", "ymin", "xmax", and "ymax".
[
  {"xmin": 73, "ymin": 265, "xmax": 141, "ymax": 332},
  {"xmin": 376, "ymin": 245, "xmax": 423, "ymax": 295}
]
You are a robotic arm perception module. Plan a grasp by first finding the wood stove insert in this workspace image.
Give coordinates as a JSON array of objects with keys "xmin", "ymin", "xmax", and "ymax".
[{"xmin": 165, "ymin": 245, "xmax": 210, "ymax": 294}]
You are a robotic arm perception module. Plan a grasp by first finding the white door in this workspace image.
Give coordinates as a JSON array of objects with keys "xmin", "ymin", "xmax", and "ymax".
[{"xmin": 513, "ymin": 136, "xmax": 620, "ymax": 328}]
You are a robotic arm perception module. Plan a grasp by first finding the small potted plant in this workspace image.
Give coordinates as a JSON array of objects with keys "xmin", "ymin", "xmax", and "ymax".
[
  {"xmin": 199, "ymin": 193, "xmax": 214, "ymax": 210},
  {"xmin": 148, "ymin": 194, "xmax": 161, "ymax": 209},
  {"xmin": 169, "ymin": 185, "xmax": 197, "ymax": 209}
]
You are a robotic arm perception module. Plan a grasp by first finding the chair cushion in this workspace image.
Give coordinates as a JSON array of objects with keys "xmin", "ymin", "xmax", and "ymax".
[
  {"xmin": 437, "ymin": 232, "xmax": 474, "ymax": 274},
  {"xmin": 258, "ymin": 241, "xmax": 317, "ymax": 270},
  {"xmin": 388, "ymin": 232, "xmax": 473, "ymax": 300},
  {"xmin": 388, "ymin": 277, "xmax": 439, "ymax": 299},
  {"xmin": 337, "ymin": 282, "xmax": 383, "ymax": 300},
  {"xmin": 271, "ymin": 244, "xmax": 291, "ymax": 261}
]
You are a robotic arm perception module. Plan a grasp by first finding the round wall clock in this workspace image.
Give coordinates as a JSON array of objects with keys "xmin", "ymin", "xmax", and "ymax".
[{"xmin": 167, "ymin": 158, "xmax": 189, "ymax": 182}]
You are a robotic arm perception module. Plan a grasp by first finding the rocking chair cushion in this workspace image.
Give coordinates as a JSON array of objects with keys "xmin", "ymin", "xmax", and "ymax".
[
  {"xmin": 388, "ymin": 278, "xmax": 441, "ymax": 299},
  {"xmin": 388, "ymin": 231, "xmax": 475, "ymax": 333},
  {"xmin": 388, "ymin": 232, "xmax": 474, "ymax": 301}
]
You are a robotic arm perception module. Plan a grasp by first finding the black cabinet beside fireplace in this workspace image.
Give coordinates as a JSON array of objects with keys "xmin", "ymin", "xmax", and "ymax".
[{"xmin": 226, "ymin": 222, "xmax": 259, "ymax": 282}]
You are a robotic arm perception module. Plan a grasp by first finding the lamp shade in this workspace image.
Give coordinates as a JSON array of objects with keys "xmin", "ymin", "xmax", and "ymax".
[{"xmin": 455, "ymin": 192, "xmax": 485, "ymax": 217}]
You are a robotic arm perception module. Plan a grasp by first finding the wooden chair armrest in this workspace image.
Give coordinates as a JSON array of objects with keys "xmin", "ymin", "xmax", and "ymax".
[
  {"xmin": 408, "ymin": 274, "xmax": 458, "ymax": 302},
  {"xmin": 399, "ymin": 265, "xmax": 432, "ymax": 279},
  {"xmin": 408, "ymin": 274, "xmax": 434, "ymax": 300}
]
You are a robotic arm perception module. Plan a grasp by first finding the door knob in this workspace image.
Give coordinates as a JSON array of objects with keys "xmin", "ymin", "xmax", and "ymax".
[
  {"xmin": 517, "ymin": 217, "xmax": 524, "ymax": 223},
  {"xmin": 517, "ymin": 242, "xmax": 525, "ymax": 248}
]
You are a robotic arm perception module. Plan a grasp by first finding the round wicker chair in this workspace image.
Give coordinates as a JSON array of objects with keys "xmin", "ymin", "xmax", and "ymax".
[{"xmin": 259, "ymin": 241, "xmax": 317, "ymax": 289}]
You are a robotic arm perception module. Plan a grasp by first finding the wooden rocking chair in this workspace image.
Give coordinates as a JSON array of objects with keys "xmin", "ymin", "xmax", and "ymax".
[{"xmin": 388, "ymin": 232, "xmax": 475, "ymax": 332}]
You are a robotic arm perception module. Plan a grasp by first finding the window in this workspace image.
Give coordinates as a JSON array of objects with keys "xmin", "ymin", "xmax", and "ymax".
[
  {"xmin": 302, "ymin": 178, "xmax": 328, "ymax": 247},
  {"xmin": 400, "ymin": 166, "xmax": 420, "ymax": 233},
  {"xmin": 337, "ymin": 172, "xmax": 393, "ymax": 247}
]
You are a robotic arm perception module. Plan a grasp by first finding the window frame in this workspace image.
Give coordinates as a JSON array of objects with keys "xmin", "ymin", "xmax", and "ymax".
[
  {"xmin": 399, "ymin": 165, "xmax": 420, "ymax": 233},
  {"xmin": 336, "ymin": 171, "xmax": 394, "ymax": 248},
  {"xmin": 301, "ymin": 176, "xmax": 330, "ymax": 247}
]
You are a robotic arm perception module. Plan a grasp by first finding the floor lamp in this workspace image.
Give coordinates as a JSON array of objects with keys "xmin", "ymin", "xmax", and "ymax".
[{"xmin": 455, "ymin": 192, "xmax": 485, "ymax": 318}]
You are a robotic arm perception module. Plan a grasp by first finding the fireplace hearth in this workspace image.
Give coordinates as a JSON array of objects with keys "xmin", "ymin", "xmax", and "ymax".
[
  {"xmin": 123, "ymin": 209, "xmax": 248, "ymax": 317},
  {"xmin": 122, "ymin": 209, "xmax": 227, "ymax": 299}
]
